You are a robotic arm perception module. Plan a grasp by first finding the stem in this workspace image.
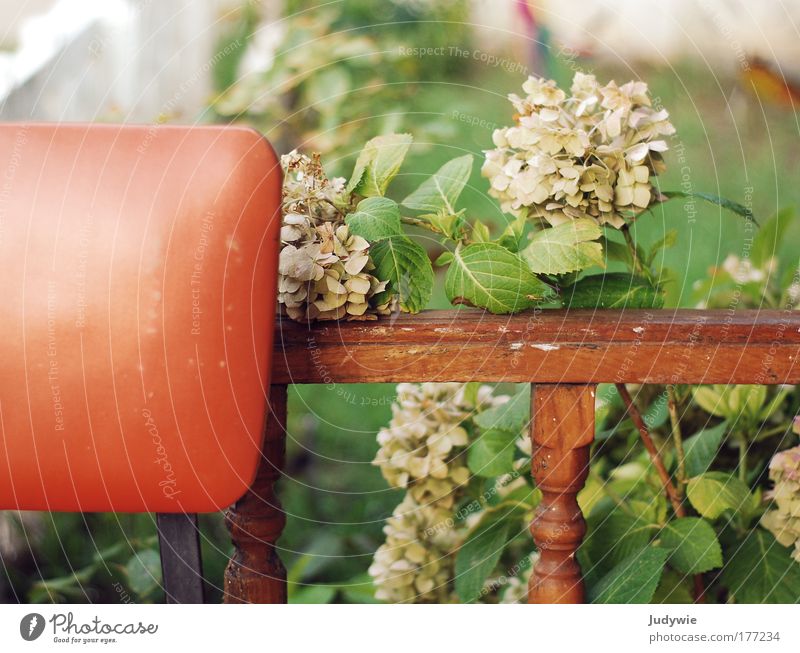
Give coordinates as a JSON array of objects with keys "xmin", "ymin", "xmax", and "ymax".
[
  {"xmin": 621, "ymin": 223, "xmax": 649, "ymax": 281},
  {"xmin": 400, "ymin": 215, "xmax": 449, "ymax": 238},
  {"xmin": 616, "ymin": 384, "xmax": 684, "ymax": 516},
  {"xmin": 616, "ymin": 383, "xmax": 706, "ymax": 604},
  {"xmin": 667, "ymin": 385, "xmax": 687, "ymax": 494},
  {"xmin": 737, "ymin": 434, "xmax": 748, "ymax": 484}
]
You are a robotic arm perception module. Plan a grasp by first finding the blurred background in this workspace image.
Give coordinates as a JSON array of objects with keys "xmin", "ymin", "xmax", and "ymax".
[{"xmin": 1, "ymin": 0, "xmax": 799, "ymax": 602}]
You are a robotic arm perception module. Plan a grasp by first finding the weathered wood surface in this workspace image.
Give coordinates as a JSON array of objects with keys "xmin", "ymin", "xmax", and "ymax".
[
  {"xmin": 224, "ymin": 385, "xmax": 287, "ymax": 604},
  {"xmin": 272, "ymin": 309, "xmax": 800, "ymax": 385},
  {"xmin": 529, "ymin": 385, "xmax": 595, "ymax": 604},
  {"xmin": 156, "ymin": 513, "xmax": 205, "ymax": 604}
]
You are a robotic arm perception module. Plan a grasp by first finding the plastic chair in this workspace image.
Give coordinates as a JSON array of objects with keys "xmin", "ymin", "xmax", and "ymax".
[{"xmin": 0, "ymin": 123, "xmax": 281, "ymax": 602}]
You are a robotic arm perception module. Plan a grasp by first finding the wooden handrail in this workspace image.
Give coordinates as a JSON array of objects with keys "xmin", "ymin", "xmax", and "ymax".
[
  {"xmin": 271, "ymin": 309, "xmax": 800, "ymax": 384},
  {"xmin": 224, "ymin": 308, "xmax": 800, "ymax": 605}
]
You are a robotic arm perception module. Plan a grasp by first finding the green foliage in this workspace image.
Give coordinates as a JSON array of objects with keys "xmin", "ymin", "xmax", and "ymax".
[
  {"xmin": 402, "ymin": 154, "xmax": 473, "ymax": 215},
  {"xmin": 659, "ymin": 518, "xmax": 722, "ymax": 574},
  {"xmin": 582, "ymin": 508, "xmax": 657, "ymax": 579},
  {"xmin": 661, "ymin": 191, "xmax": 758, "ymax": 226},
  {"xmin": 445, "ymin": 243, "xmax": 550, "ymax": 313},
  {"xmin": 563, "ymin": 273, "xmax": 665, "ymax": 309},
  {"xmin": 682, "ymin": 422, "xmax": 727, "ymax": 477},
  {"xmin": 686, "ymin": 472, "xmax": 753, "ymax": 520},
  {"xmin": 589, "ymin": 547, "xmax": 668, "ymax": 604},
  {"xmin": 348, "ymin": 134, "xmax": 413, "ymax": 197},
  {"xmin": 473, "ymin": 390, "xmax": 530, "ymax": 432},
  {"xmin": 370, "ymin": 235, "xmax": 433, "ymax": 313},
  {"xmin": 346, "ymin": 197, "xmax": 403, "ymax": 240},
  {"xmin": 520, "ymin": 219, "xmax": 604, "ymax": 275},
  {"xmin": 722, "ymin": 530, "xmax": 800, "ymax": 603},
  {"xmin": 468, "ymin": 429, "xmax": 517, "ymax": 478},
  {"xmin": 455, "ymin": 515, "xmax": 510, "ymax": 603}
]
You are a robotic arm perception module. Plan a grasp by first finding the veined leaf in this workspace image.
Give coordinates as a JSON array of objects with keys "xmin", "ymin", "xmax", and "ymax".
[
  {"xmin": 659, "ymin": 517, "xmax": 722, "ymax": 574},
  {"xmin": 345, "ymin": 197, "xmax": 402, "ymax": 241},
  {"xmin": 589, "ymin": 547, "xmax": 668, "ymax": 604},
  {"xmin": 582, "ymin": 509, "xmax": 656, "ymax": 578},
  {"xmin": 402, "ymin": 154, "xmax": 473, "ymax": 214},
  {"xmin": 661, "ymin": 191, "xmax": 759, "ymax": 226},
  {"xmin": 474, "ymin": 389, "xmax": 529, "ymax": 432},
  {"xmin": 686, "ymin": 472, "xmax": 752, "ymax": 520},
  {"xmin": 455, "ymin": 516, "xmax": 509, "ymax": 603},
  {"xmin": 563, "ymin": 273, "xmax": 664, "ymax": 309},
  {"xmin": 467, "ymin": 429, "xmax": 517, "ymax": 478},
  {"xmin": 683, "ymin": 421, "xmax": 727, "ymax": 477},
  {"xmin": 370, "ymin": 235, "xmax": 433, "ymax": 313},
  {"xmin": 520, "ymin": 219, "xmax": 604, "ymax": 275},
  {"xmin": 347, "ymin": 133, "xmax": 413, "ymax": 197},
  {"xmin": 445, "ymin": 243, "xmax": 550, "ymax": 314},
  {"xmin": 722, "ymin": 529, "xmax": 800, "ymax": 603}
]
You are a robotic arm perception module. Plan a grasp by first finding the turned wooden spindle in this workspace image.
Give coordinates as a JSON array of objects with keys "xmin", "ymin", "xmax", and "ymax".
[
  {"xmin": 224, "ymin": 384, "xmax": 288, "ymax": 603},
  {"xmin": 529, "ymin": 384, "xmax": 595, "ymax": 604}
]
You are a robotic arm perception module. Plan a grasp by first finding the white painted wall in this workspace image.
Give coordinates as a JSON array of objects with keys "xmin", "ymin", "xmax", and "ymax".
[{"xmin": 0, "ymin": 0, "xmax": 239, "ymax": 122}]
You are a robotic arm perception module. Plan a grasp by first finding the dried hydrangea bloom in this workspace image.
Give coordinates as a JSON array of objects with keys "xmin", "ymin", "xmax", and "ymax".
[
  {"xmin": 482, "ymin": 72, "xmax": 675, "ymax": 229},
  {"xmin": 278, "ymin": 151, "xmax": 394, "ymax": 321},
  {"xmin": 761, "ymin": 444, "xmax": 800, "ymax": 563},
  {"xmin": 370, "ymin": 382, "xmax": 519, "ymax": 603}
]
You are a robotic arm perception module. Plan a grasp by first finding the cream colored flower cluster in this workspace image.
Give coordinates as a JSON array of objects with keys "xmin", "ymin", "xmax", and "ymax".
[
  {"xmin": 278, "ymin": 151, "xmax": 392, "ymax": 321},
  {"xmin": 482, "ymin": 73, "xmax": 675, "ymax": 228},
  {"xmin": 761, "ymin": 443, "xmax": 800, "ymax": 563},
  {"xmin": 369, "ymin": 383, "xmax": 503, "ymax": 602}
]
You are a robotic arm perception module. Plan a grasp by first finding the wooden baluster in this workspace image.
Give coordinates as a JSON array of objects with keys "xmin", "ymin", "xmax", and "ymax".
[
  {"xmin": 528, "ymin": 384, "xmax": 595, "ymax": 604},
  {"xmin": 224, "ymin": 384, "xmax": 287, "ymax": 603}
]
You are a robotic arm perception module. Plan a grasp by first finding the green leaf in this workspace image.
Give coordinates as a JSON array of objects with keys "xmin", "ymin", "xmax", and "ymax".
[
  {"xmin": 692, "ymin": 385, "xmax": 767, "ymax": 422},
  {"xmin": 445, "ymin": 243, "xmax": 550, "ymax": 314},
  {"xmin": 473, "ymin": 390, "xmax": 529, "ymax": 433},
  {"xmin": 434, "ymin": 251, "xmax": 453, "ymax": 266},
  {"xmin": 563, "ymin": 273, "xmax": 665, "ymax": 309},
  {"xmin": 751, "ymin": 208, "xmax": 794, "ymax": 267},
  {"xmin": 520, "ymin": 219, "xmax": 604, "ymax": 275},
  {"xmin": 345, "ymin": 197, "xmax": 402, "ymax": 241},
  {"xmin": 652, "ymin": 570, "xmax": 695, "ymax": 604},
  {"xmin": 659, "ymin": 517, "xmax": 722, "ymax": 574},
  {"xmin": 683, "ymin": 421, "xmax": 727, "ymax": 477},
  {"xmin": 289, "ymin": 584, "xmax": 337, "ymax": 604},
  {"xmin": 759, "ymin": 386, "xmax": 791, "ymax": 423},
  {"xmin": 455, "ymin": 517, "xmax": 510, "ymax": 603},
  {"xmin": 370, "ymin": 235, "xmax": 433, "ymax": 313},
  {"xmin": 722, "ymin": 529, "xmax": 800, "ymax": 603},
  {"xmin": 686, "ymin": 472, "xmax": 752, "ymax": 520},
  {"xmin": 589, "ymin": 547, "xmax": 668, "ymax": 604},
  {"xmin": 601, "ymin": 236, "xmax": 633, "ymax": 265},
  {"xmin": 401, "ymin": 154, "xmax": 473, "ymax": 214},
  {"xmin": 347, "ymin": 133, "xmax": 413, "ymax": 197},
  {"xmin": 468, "ymin": 429, "xmax": 517, "ymax": 478},
  {"xmin": 471, "ymin": 219, "xmax": 491, "ymax": 243},
  {"xmin": 125, "ymin": 549, "xmax": 162, "ymax": 597},
  {"xmin": 661, "ymin": 191, "xmax": 759, "ymax": 226},
  {"xmin": 582, "ymin": 509, "xmax": 656, "ymax": 577},
  {"xmin": 646, "ymin": 229, "xmax": 678, "ymax": 265}
]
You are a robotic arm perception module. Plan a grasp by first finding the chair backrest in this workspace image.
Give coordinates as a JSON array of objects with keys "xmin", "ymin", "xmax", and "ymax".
[{"xmin": 0, "ymin": 123, "xmax": 281, "ymax": 513}]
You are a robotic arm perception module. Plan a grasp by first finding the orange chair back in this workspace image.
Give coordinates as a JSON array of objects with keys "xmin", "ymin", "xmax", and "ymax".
[{"xmin": 0, "ymin": 123, "xmax": 281, "ymax": 513}]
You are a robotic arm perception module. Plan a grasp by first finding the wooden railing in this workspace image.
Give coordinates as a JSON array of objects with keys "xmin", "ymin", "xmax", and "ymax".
[{"xmin": 222, "ymin": 309, "xmax": 800, "ymax": 604}]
